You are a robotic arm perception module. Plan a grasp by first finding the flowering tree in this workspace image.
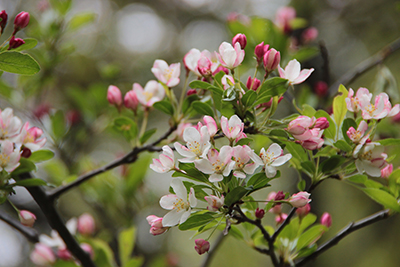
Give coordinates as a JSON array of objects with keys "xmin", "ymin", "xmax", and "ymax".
[{"xmin": 1, "ymin": 2, "xmax": 400, "ymax": 267}]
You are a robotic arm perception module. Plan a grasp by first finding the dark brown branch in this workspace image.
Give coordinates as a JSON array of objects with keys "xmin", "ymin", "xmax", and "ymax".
[
  {"xmin": 200, "ymin": 232, "xmax": 225, "ymax": 267},
  {"xmin": 329, "ymin": 37, "xmax": 400, "ymax": 93},
  {"xmin": 0, "ymin": 210, "xmax": 39, "ymax": 243},
  {"xmin": 254, "ymin": 246, "xmax": 270, "ymax": 255},
  {"xmin": 18, "ymin": 173, "xmax": 96, "ymax": 267},
  {"xmin": 48, "ymin": 126, "xmax": 176, "ymax": 200},
  {"xmin": 295, "ymin": 209, "xmax": 391, "ymax": 266}
]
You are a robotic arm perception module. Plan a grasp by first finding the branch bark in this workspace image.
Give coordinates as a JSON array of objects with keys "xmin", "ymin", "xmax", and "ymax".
[
  {"xmin": 295, "ymin": 209, "xmax": 391, "ymax": 266},
  {"xmin": 0, "ymin": 210, "xmax": 39, "ymax": 243}
]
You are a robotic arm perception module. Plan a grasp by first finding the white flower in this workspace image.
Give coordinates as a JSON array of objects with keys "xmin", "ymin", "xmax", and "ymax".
[
  {"xmin": 0, "ymin": 108, "xmax": 22, "ymax": 140},
  {"xmin": 150, "ymin": 145, "xmax": 175, "ymax": 173},
  {"xmin": 231, "ymin": 145, "xmax": 260, "ymax": 178},
  {"xmin": 217, "ymin": 42, "xmax": 245, "ymax": 69},
  {"xmin": 151, "ymin": 59, "xmax": 181, "ymax": 87},
  {"xmin": 354, "ymin": 142, "xmax": 387, "ymax": 177},
  {"xmin": 133, "ymin": 80, "xmax": 165, "ymax": 107},
  {"xmin": 251, "ymin": 143, "xmax": 292, "ymax": 178},
  {"xmin": 278, "ymin": 59, "xmax": 314, "ymax": 85},
  {"xmin": 160, "ymin": 179, "xmax": 197, "ymax": 227},
  {"xmin": 174, "ymin": 126, "xmax": 211, "ymax": 163},
  {"xmin": 0, "ymin": 140, "xmax": 20, "ymax": 172},
  {"xmin": 194, "ymin": 146, "xmax": 234, "ymax": 182},
  {"xmin": 221, "ymin": 115, "xmax": 244, "ymax": 141}
]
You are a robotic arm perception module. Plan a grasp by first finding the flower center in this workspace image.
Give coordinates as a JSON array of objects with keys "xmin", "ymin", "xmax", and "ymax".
[
  {"xmin": 173, "ymin": 199, "xmax": 187, "ymax": 212},
  {"xmin": 143, "ymin": 92, "xmax": 154, "ymax": 102},
  {"xmin": 0, "ymin": 153, "xmax": 10, "ymax": 167},
  {"xmin": 365, "ymin": 103, "xmax": 376, "ymax": 115}
]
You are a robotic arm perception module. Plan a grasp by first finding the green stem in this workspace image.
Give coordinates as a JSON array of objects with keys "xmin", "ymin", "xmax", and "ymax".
[{"xmin": 138, "ymin": 109, "xmax": 149, "ymax": 143}]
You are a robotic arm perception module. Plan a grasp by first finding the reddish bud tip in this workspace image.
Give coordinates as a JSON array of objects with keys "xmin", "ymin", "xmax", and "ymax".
[
  {"xmin": 8, "ymin": 36, "xmax": 25, "ymax": 50},
  {"xmin": 194, "ymin": 239, "xmax": 210, "ymax": 255},
  {"xmin": 0, "ymin": 10, "xmax": 8, "ymax": 33},
  {"xmin": 21, "ymin": 147, "xmax": 32, "ymax": 158},
  {"xmin": 14, "ymin": 11, "xmax": 30, "ymax": 31},
  {"xmin": 320, "ymin": 212, "xmax": 332, "ymax": 228},
  {"xmin": 186, "ymin": 89, "xmax": 197, "ymax": 96},
  {"xmin": 314, "ymin": 81, "xmax": 328, "ymax": 97},
  {"xmin": 232, "ymin": 33, "xmax": 247, "ymax": 49},
  {"xmin": 255, "ymin": 208, "xmax": 265, "ymax": 219},
  {"xmin": 263, "ymin": 48, "xmax": 280, "ymax": 72},
  {"xmin": 246, "ymin": 76, "xmax": 261, "ymax": 91}
]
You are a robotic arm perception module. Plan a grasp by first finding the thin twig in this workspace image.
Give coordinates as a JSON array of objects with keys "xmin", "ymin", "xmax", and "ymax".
[
  {"xmin": 0, "ymin": 210, "xmax": 39, "ymax": 243},
  {"xmin": 18, "ymin": 173, "xmax": 96, "ymax": 267},
  {"xmin": 329, "ymin": 37, "xmax": 400, "ymax": 93},
  {"xmin": 48, "ymin": 126, "xmax": 176, "ymax": 200},
  {"xmin": 200, "ymin": 232, "xmax": 225, "ymax": 267},
  {"xmin": 295, "ymin": 209, "xmax": 391, "ymax": 266}
]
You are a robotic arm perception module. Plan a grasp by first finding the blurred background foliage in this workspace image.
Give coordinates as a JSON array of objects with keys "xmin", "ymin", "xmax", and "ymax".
[{"xmin": 0, "ymin": 0, "xmax": 400, "ymax": 266}]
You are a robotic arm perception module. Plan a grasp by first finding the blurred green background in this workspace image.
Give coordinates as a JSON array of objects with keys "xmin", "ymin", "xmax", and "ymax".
[{"xmin": 0, "ymin": 0, "xmax": 400, "ymax": 266}]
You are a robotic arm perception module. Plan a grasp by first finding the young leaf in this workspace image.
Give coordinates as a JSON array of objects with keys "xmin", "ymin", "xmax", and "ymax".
[
  {"xmin": 320, "ymin": 155, "xmax": 346, "ymax": 173},
  {"xmin": 192, "ymin": 101, "xmax": 214, "ymax": 116},
  {"xmin": 119, "ymin": 227, "xmax": 136, "ymax": 267},
  {"xmin": 178, "ymin": 213, "xmax": 215, "ymax": 230},
  {"xmin": 0, "ymin": 51, "xmax": 40, "ymax": 75},
  {"xmin": 172, "ymin": 162, "xmax": 209, "ymax": 184},
  {"xmin": 68, "ymin": 12, "xmax": 97, "ymax": 31},
  {"xmin": 333, "ymin": 140, "xmax": 353, "ymax": 152},
  {"xmin": 113, "ymin": 117, "xmax": 138, "ymax": 142},
  {"xmin": 11, "ymin": 158, "xmax": 37, "ymax": 176},
  {"xmin": 285, "ymin": 142, "xmax": 308, "ymax": 163},
  {"xmin": 296, "ymin": 225, "xmax": 328, "ymax": 250},
  {"xmin": 224, "ymin": 187, "xmax": 252, "ymax": 207},
  {"xmin": 378, "ymin": 138, "xmax": 400, "ymax": 146},
  {"xmin": 29, "ymin": 150, "xmax": 55, "ymax": 163},
  {"xmin": 258, "ymin": 77, "xmax": 288, "ymax": 98},
  {"xmin": 332, "ymin": 84, "xmax": 348, "ymax": 133},
  {"xmin": 153, "ymin": 100, "xmax": 174, "ymax": 116},
  {"xmin": 362, "ymin": 188, "xmax": 400, "ymax": 213},
  {"xmin": 242, "ymin": 90, "xmax": 257, "ymax": 107},
  {"xmin": 139, "ymin": 128, "xmax": 157, "ymax": 144},
  {"xmin": 8, "ymin": 178, "xmax": 47, "ymax": 188}
]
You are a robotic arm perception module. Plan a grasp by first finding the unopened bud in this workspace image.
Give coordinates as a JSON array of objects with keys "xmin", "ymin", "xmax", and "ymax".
[
  {"xmin": 254, "ymin": 42, "xmax": 269, "ymax": 63},
  {"xmin": 314, "ymin": 117, "xmax": 329, "ymax": 130},
  {"xmin": 302, "ymin": 27, "xmax": 318, "ymax": 44},
  {"xmin": 314, "ymin": 81, "xmax": 328, "ymax": 97},
  {"xmin": 263, "ymin": 48, "xmax": 280, "ymax": 72},
  {"xmin": 81, "ymin": 243, "xmax": 94, "ymax": 259},
  {"xmin": 0, "ymin": 10, "xmax": 8, "ymax": 33},
  {"xmin": 274, "ymin": 191, "xmax": 285, "ymax": 201},
  {"xmin": 246, "ymin": 76, "xmax": 260, "ymax": 91},
  {"xmin": 232, "ymin": 33, "xmax": 247, "ymax": 49},
  {"xmin": 124, "ymin": 90, "xmax": 139, "ymax": 112},
  {"xmin": 21, "ymin": 147, "xmax": 32, "ymax": 158},
  {"xmin": 19, "ymin": 210, "xmax": 36, "ymax": 227},
  {"xmin": 30, "ymin": 244, "xmax": 56, "ymax": 266},
  {"xmin": 320, "ymin": 212, "xmax": 332, "ymax": 228},
  {"xmin": 296, "ymin": 203, "xmax": 311, "ymax": 219},
  {"xmin": 107, "ymin": 85, "xmax": 122, "ymax": 108},
  {"xmin": 194, "ymin": 239, "xmax": 210, "ymax": 255},
  {"xmin": 187, "ymin": 89, "xmax": 197, "ymax": 96},
  {"xmin": 8, "ymin": 36, "xmax": 25, "ymax": 50},
  {"xmin": 57, "ymin": 248, "xmax": 72, "ymax": 261},
  {"xmin": 255, "ymin": 208, "xmax": 265, "ymax": 219},
  {"xmin": 289, "ymin": 192, "xmax": 311, "ymax": 208},
  {"xmin": 275, "ymin": 213, "xmax": 288, "ymax": 225},
  {"xmin": 78, "ymin": 213, "xmax": 95, "ymax": 236},
  {"xmin": 381, "ymin": 164, "xmax": 393, "ymax": 179},
  {"xmin": 14, "ymin": 11, "xmax": 29, "ymax": 32}
]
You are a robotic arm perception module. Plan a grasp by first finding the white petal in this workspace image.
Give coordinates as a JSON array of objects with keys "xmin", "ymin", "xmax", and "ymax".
[
  {"xmin": 265, "ymin": 166, "xmax": 277, "ymax": 178},
  {"xmin": 171, "ymin": 179, "xmax": 187, "ymax": 201},
  {"xmin": 162, "ymin": 209, "xmax": 184, "ymax": 227},
  {"xmin": 209, "ymin": 173, "xmax": 223, "ymax": 182},
  {"xmin": 271, "ymin": 154, "xmax": 292, "ymax": 167},
  {"xmin": 160, "ymin": 194, "xmax": 179, "ymax": 210},
  {"xmin": 194, "ymin": 159, "xmax": 215, "ymax": 174},
  {"xmin": 179, "ymin": 209, "xmax": 191, "ymax": 224},
  {"xmin": 189, "ymin": 188, "xmax": 197, "ymax": 207}
]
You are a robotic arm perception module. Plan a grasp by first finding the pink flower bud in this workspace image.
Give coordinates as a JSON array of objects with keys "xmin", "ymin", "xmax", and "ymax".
[
  {"xmin": 57, "ymin": 248, "xmax": 72, "ymax": 261},
  {"xmin": 8, "ymin": 36, "xmax": 25, "ymax": 50},
  {"xmin": 78, "ymin": 213, "xmax": 95, "ymax": 236},
  {"xmin": 81, "ymin": 243, "xmax": 94, "ymax": 259},
  {"xmin": 232, "ymin": 33, "xmax": 247, "ymax": 49},
  {"xmin": 302, "ymin": 27, "xmax": 318, "ymax": 44},
  {"xmin": 289, "ymin": 192, "xmax": 311, "ymax": 208},
  {"xmin": 146, "ymin": 215, "xmax": 168, "ymax": 236},
  {"xmin": 275, "ymin": 213, "xmax": 288, "ymax": 225},
  {"xmin": 19, "ymin": 210, "xmax": 36, "ymax": 227},
  {"xmin": 33, "ymin": 104, "xmax": 51, "ymax": 119},
  {"xmin": 21, "ymin": 147, "xmax": 32, "ymax": 158},
  {"xmin": 0, "ymin": 10, "xmax": 8, "ymax": 33},
  {"xmin": 320, "ymin": 212, "xmax": 332, "ymax": 228},
  {"xmin": 254, "ymin": 42, "xmax": 269, "ymax": 63},
  {"xmin": 197, "ymin": 55, "xmax": 212, "ymax": 77},
  {"xmin": 314, "ymin": 117, "xmax": 329, "ymax": 130},
  {"xmin": 124, "ymin": 90, "xmax": 139, "ymax": 112},
  {"xmin": 14, "ymin": 11, "xmax": 30, "ymax": 31},
  {"xmin": 30, "ymin": 244, "xmax": 56, "ymax": 266},
  {"xmin": 314, "ymin": 81, "xmax": 328, "ymax": 97},
  {"xmin": 194, "ymin": 239, "xmax": 210, "ymax": 255},
  {"xmin": 203, "ymin": 116, "xmax": 218, "ymax": 137},
  {"xmin": 246, "ymin": 76, "xmax": 261, "ymax": 91},
  {"xmin": 263, "ymin": 48, "xmax": 280, "ymax": 72},
  {"xmin": 186, "ymin": 89, "xmax": 197, "ymax": 96},
  {"xmin": 381, "ymin": 164, "xmax": 393, "ymax": 179},
  {"xmin": 107, "ymin": 85, "xmax": 122, "ymax": 108},
  {"xmin": 296, "ymin": 203, "xmax": 311, "ymax": 219},
  {"xmin": 212, "ymin": 66, "xmax": 229, "ymax": 75},
  {"xmin": 255, "ymin": 208, "xmax": 265, "ymax": 219},
  {"xmin": 274, "ymin": 191, "xmax": 285, "ymax": 201}
]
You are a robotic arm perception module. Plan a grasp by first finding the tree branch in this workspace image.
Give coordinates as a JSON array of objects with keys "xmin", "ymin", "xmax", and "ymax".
[
  {"xmin": 295, "ymin": 209, "xmax": 391, "ymax": 266},
  {"xmin": 19, "ymin": 173, "xmax": 96, "ymax": 267},
  {"xmin": 200, "ymin": 232, "xmax": 225, "ymax": 267},
  {"xmin": 329, "ymin": 37, "xmax": 400, "ymax": 92},
  {"xmin": 48, "ymin": 125, "xmax": 176, "ymax": 200},
  {"xmin": 0, "ymin": 210, "xmax": 39, "ymax": 243}
]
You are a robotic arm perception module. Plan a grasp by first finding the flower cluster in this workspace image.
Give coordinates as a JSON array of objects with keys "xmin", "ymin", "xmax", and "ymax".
[{"xmin": 286, "ymin": 116, "xmax": 329, "ymax": 150}]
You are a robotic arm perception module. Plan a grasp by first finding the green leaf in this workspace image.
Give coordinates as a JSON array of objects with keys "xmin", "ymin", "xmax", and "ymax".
[
  {"xmin": 90, "ymin": 238, "xmax": 116, "ymax": 267},
  {"xmin": 153, "ymin": 100, "xmax": 174, "ymax": 116},
  {"xmin": 50, "ymin": 0, "xmax": 72, "ymax": 15},
  {"xmin": 189, "ymin": 81, "xmax": 223, "ymax": 96},
  {"xmin": 123, "ymin": 258, "xmax": 144, "ymax": 267},
  {"xmin": 139, "ymin": 128, "xmax": 157, "ymax": 144},
  {"xmin": 301, "ymin": 161, "xmax": 315, "ymax": 176},
  {"xmin": 242, "ymin": 90, "xmax": 257, "ymax": 107},
  {"xmin": 119, "ymin": 227, "xmax": 136, "ymax": 267},
  {"xmin": 315, "ymin": 110, "xmax": 336, "ymax": 140},
  {"xmin": 8, "ymin": 178, "xmax": 47, "ymax": 187},
  {"xmin": 251, "ymin": 95, "xmax": 272, "ymax": 108},
  {"xmin": 182, "ymin": 94, "xmax": 200, "ymax": 115},
  {"xmin": 51, "ymin": 110, "xmax": 66, "ymax": 140},
  {"xmin": 297, "ymin": 225, "xmax": 328, "ymax": 250},
  {"xmin": 346, "ymin": 174, "xmax": 368, "ymax": 184},
  {"xmin": 178, "ymin": 213, "xmax": 215, "ymax": 230},
  {"xmin": 297, "ymin": 180, "xmax": 306, "ymax": 191},
  {"xmin": 224, "ymin": 187, "xmax": 252, "ymax": 207},
  {"xmin": 0, "ymin": 51, "xmax": 40, "ymax": 75},
  {"xmin": 334, "ymin": 140, "xmax": 352, "ymax": 152},
  {"xmin": 11, "ymin": 158, "xmax": 37, "ymax": 176},
  {"xmin": 68, "ymin": 12, "xmax": 97, "ymax": 31},
  {"xmin": 247, "ymin": 172, "xmax": 273, "ymax": 191},
  {"xmin": 192, "ymin": 101, "xmax": 214, "ymax": 116},
  {"xmin": 301, "ymin": 104, "xmax": 316, "ymax": 117},
  {"xmin": 378, "ymin": 138, "xmax": 400, "ymax": 146},
  {"xmin": 235, "ymin": 137, "xmax": 253, "ymax": 146},
  {"xmin": 258, "ymin": 77, "xmax": 288, "ymax": 98},
  {"xmin": 285, "ymin": 142, "xmax": 308, "ymax": 163},
  {"xmin": 7, "ymin": 38, "xmax": 38, "ymax": 52},
  {"xmin": 320, "ymin": 155, "xmax": 346, "ymax": 173},
  {"xmin": 332, "ymin": 84, "xmax": 348, "ymax": 133},
  {"xmin": 172, "ymin": 163, "xmax": 209, "ymax": 184},
  {"xmin": 113, "ymin": 117, "xmax": 138, "ymax": 142},
  {"xmin": 362, "ymin": 188, "xmax": 400, "ymax": 212},
  {"xmin": 29, "ymin": 150, "xmax": 55, "ymax": 163},
  {"xmin": 298, "ymin": 213, "xmax": 317, "ymax": 234}
]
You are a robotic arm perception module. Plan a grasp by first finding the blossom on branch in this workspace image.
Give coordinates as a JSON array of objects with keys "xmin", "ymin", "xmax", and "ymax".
[
  {"xmin": 217, "ymin": 41, "xmax": 245, "ymax": 69},
  {"xmin": 160, "ymin": 179, "xmax": 197, "ymax": 227},
  {"xmin": 221, "ymin": 115, "xmax": 244, "ymax": 141},
  {"xmin": 146, "ymin": 215, "xmax": 168, "ymax": 235},
  {"xmin": 231, "ymin": 145, "xmax": 259, "ymax": 178},
  {"xmin": 133, "ymin": 81, "xmax": 165, "ymax": 107},
  {"xmin": 251, "ymin": 143, "xmax": 292, "ymax": 178},
  {"xmin": 151, "ymin": 59, "xmax": 180, "ymax": 87},
  {"xmin": 0, "ymin": 107, "xmax": 22, "ymax": 139},
  {"xmin": 150, "ymin": 145, "xmax": 175, "ymax": 173},
  {"xmin": 204, "ymin": 195, "xmax": 224, "ymax": 211},
  {"xmin": 194, "ymin": 146, "xmax": 234, "ymax": 182},
  {"xmin": 354, "ymin": 142, "xmax": 387, "ymax": 177},
  {"xmin": 278, "ymin": 59, "xmax": 314, "ymax": 85},
  {"xmin": 174, "ymin": 126, "xmax": 211, "ymax": 163},
  {"xmin": 288, "ymin": 192, "xmax": 311, "ymax": 208},
  {"xmin": 0, "ymin": 140, "xmax": 20, "ymax": 172}
]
